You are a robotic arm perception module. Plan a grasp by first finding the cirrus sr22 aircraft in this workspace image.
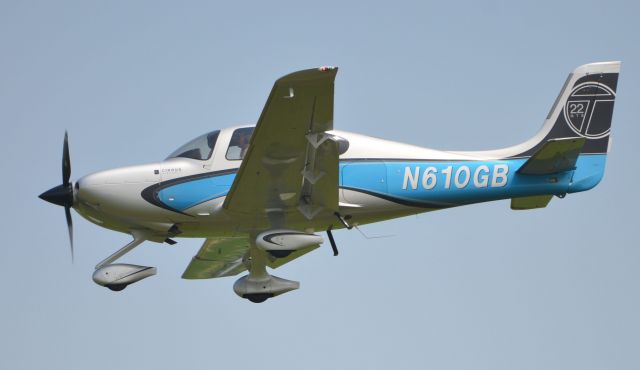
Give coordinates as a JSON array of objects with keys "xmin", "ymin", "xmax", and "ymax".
[{"xmin": 40, "ymin": 62, "xmax": 620, "ymax": 303}]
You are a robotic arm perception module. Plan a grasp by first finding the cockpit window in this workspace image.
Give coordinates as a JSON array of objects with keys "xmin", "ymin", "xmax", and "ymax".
[
  {"xmin": 226, "ymin": 127, "xmax": 254, "ymax": 160},
  {"xmin": 167, "ymin": 130, "xmax": 219, "ymax": 161}
]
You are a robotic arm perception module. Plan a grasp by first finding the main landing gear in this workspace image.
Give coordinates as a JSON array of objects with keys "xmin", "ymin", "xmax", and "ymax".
[
  {"xmin": 233, "ymin": 242, "xmax": 300, "ymax": 303},
  {"xmin": 234, "ymin": 223, "xmax": 349, "ymax": 303}
]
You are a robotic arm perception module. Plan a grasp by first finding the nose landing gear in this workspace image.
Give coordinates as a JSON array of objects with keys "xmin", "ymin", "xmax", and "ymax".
[{"xmin": 92, "ymin": 230, "xmax": 159, "ymax": 291}]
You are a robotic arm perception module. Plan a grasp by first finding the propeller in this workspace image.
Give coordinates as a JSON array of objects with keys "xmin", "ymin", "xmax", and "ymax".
[{"xmin": 39, "ymin": 132, "xmax": 75, "ymax": 261}]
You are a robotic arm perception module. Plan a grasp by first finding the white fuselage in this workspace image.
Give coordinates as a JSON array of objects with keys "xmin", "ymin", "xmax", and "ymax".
[{"xmin": 74, "ymin": 127, "xmax": 472, "ymax": 237}]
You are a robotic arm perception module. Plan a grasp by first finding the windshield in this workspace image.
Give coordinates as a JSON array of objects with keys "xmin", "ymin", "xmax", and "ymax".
[{"xmin": 166, "ymin": 131, "xmax": 219, "ymax": 160}]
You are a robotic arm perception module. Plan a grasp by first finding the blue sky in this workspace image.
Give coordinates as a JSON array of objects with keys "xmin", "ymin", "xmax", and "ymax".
[{"xmin": 1, "ymin": 1, "xmax": 639, "ymax": 369}]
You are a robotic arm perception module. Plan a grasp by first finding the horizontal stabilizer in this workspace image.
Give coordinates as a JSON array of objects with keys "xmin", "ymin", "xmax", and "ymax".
[
  {"xmin": 517, "ymin": 138, "xmax": 585, "ymax": 175},
  {"xmin": 511, "ymin": 195, "xmax": 553, "ymax": 210}
]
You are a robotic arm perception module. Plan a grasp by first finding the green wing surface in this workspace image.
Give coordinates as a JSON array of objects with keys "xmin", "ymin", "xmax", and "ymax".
[
  {"xmin": 182, "ymin": 236, "xmax": 319, "ymax": 279},
  {"xmin": 183, "ymin": 67, "xmax": 340, "ymax": 280},
  {"xmin": 222, "ymin": 68, "xmax": 339, "ymax": 219}
]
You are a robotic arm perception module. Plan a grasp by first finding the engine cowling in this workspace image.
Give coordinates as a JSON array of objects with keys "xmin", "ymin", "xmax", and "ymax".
[{"xmin": 93, "ymin": 264, "xmax": 157, "ymax": 291}]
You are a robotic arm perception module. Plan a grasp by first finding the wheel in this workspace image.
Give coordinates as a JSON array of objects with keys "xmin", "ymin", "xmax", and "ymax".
[
  {"xmin": 244, "ymin": 293, "xmax": 273, "ymax": 303},
  {"xmin": 107, "ymin": 284, "xmax": 127, "ymax": 291}
]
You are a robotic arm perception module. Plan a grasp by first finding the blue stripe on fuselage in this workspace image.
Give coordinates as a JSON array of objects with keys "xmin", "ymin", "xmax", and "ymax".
[
  {"xmin": 157, "ymin": 173, "xmax": 235, "ymax": 211},
  {"xmin": 341, "ymin": 154, "xmax": 607, "ymax": 207},
  {"xmin": 155, "ymin": 155, "xmax": 607, "ymax": 211}
]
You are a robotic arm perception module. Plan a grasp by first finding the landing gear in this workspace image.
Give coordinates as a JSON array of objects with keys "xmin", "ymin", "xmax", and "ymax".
[
  {"xmin": 244, "ymin": 293, "xmax": 274, "ymax": 303},
  {"xmin": 234, "ymin": 273, "xmax": 300, "ymax": 303},
  {"xmin": 94, "ymin": 231, "xmax": 147, "ymax": 270},
  {"xmin": 234, "ymin": 242, "xmax": 300, "ymax": 303},
  {"xmin": 107, "ymin": 284, "xmax": 127, "ymax": 292},
  {"xmin": 92, "ymin": 231, "xmax": 157, "ymax": 291},
  {"xmin": 93, "ymin": 264, "xmax": 157, "ymax": 291}
]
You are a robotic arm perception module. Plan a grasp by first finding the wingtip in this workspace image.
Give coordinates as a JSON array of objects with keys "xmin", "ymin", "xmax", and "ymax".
[
  {"xmin": 318, "ymin": 65, "xmax": 337, "ymax": 72},
  {"xmin": 276, "ymin": 66, "xmax": 339, "ymax": 84}
]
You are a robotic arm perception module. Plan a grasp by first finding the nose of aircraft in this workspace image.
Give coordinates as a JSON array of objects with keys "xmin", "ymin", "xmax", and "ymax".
[
  {"xmin": 74, "ymin": 162, "xmax": 163, "ymax": 208},
  {"xmin": 39, "ymin": 183, "xmax": 74, "ymax": 207},
  {"xmin": 74, "ymin": 170, "xmax": 113, "ymax": 205}
]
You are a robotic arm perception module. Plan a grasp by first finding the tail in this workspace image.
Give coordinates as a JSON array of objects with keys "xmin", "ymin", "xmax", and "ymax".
[
  {"xmin": 513, "ymin": 61, "xmax": 620, "ymax": 158},
  {"xmin": 509, "ymin": 61, "xmax": 621, "ymax": 198}
]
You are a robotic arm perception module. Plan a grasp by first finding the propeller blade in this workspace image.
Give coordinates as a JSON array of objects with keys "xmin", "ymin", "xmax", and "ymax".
[
  {"xmin": 62, "ymin": 131, "xmax": 71, "ymax": 187},
  {"xmin": 65, "ymin": 205, "xmax": 74, "ymax": 262},
  {"xmin": 40, "ymin": 131, "xmax": 76, "ymax": 262}
]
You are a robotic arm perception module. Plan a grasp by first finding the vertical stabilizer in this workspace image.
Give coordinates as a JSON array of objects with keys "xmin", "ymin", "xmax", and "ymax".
[{"xmin": 514, "ymin": 61, "xmax": 620, "ymax": 157}]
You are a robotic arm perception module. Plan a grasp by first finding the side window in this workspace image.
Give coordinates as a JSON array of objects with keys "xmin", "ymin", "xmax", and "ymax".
[{"xmin": 226, "ymin": 127, "xmax": 254, "ymax": 160}]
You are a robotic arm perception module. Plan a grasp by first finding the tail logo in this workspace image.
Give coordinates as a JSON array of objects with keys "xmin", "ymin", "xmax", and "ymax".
[{"xmin": 563, "ymin": 82, "xmax": 615, "ymax": 139}]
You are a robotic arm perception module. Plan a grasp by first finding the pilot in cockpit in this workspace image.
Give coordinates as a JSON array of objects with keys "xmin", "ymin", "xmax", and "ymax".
[{"xmin": 226, "ymin": 128, "xmax": 252, "ymax": 160}]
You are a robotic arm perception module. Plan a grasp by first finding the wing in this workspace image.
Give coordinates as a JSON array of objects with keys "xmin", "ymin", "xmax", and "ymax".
[
  {"xmin": 182, "ymin": 236, "xmax": 319, "ymax": 279},
  {"xmin": 183, "ymin": 68, "xmax": 339, "ymax": 280},
  {"xmin": 223, "ymin": 67, "xmax": 340, "ymax": 221},
  {"xmin": 181, "ymin": 236, "xmax": 249, "ymax": 279}
]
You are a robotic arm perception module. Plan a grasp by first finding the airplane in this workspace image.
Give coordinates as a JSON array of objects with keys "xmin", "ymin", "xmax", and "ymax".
[{"xmin": 40, "ymin": 61, "xmax": 620, "ymax": 303}]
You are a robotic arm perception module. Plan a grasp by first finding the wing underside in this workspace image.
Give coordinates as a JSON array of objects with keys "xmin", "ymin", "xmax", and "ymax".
[
  {"xmin": 223, "ymin": 67, "xmax": 340, "ymax": 221},
  {"xmin": 183, "ymin": 67, "xmax": 339, "ymax": 279},
  {"xmin": 182, "ymin": 236, "xmax": 319, "ymax": 279}
]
